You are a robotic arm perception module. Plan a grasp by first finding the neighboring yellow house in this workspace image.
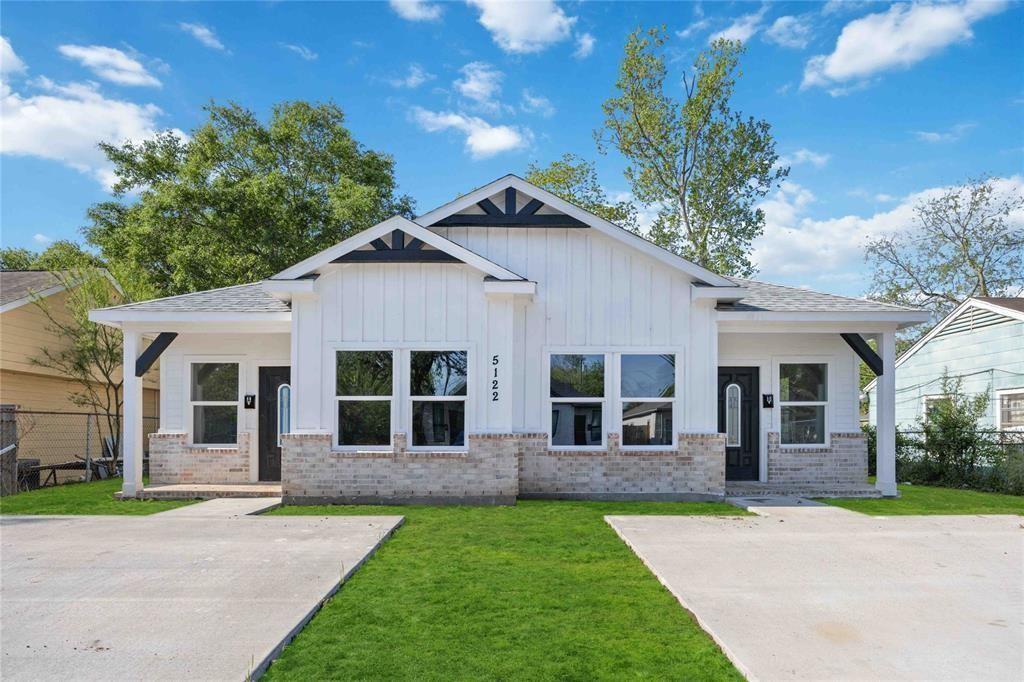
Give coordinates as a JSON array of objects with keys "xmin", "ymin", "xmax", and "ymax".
[{"xmin": 0, "ymin": 270, "xmax": 158, "ymax": 480}]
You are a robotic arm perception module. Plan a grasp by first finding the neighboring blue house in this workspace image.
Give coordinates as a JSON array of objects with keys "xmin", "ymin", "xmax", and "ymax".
[{"xmin": 866, "ymin": 297, "xmax": 1024, "ymax": 431}]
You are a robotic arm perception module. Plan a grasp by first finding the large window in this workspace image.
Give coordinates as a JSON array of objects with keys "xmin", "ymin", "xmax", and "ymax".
[
  {"xmin": 620, "ymin": 354, "xmax": 675, "ymax": 447},
  {"xmin": 998, "ymin": 389, "xmax": 1024, "ymax": 430},
  {"xmin": 779, "ymin": 363, "xmax": 828, "ymax": 445},
  {"xmin": 550, "ymin": 354, "xmax": 605, "ymax": 447},
  {"xmin": 410, "ymin": 350, "xmax": 467, "ymax": 447},
  {"xmin": 190, "ymin": 362, "xmax": 239, "ymax": 445},
  {"xmin": 336, "ymin": 351, "xmax": 393, "ymax": 447}
]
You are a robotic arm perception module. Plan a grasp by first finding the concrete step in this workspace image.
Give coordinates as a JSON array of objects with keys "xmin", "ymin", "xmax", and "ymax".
[{"xmin": 120, "ymin": 483, "xmax": 284, "ymax": 500}]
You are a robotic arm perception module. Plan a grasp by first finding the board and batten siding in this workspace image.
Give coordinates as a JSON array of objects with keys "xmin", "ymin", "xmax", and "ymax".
[
  {"xmin": 300, "ymin": 226, "xmax": 713, "ymax": 436},
  {"xmin": 867, "ymin": 314, "xmax": 1024, "ymax": 429}
]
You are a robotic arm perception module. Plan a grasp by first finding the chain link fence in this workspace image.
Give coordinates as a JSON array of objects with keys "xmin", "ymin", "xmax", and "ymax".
[{"xmin": 0, "ymin": 408, "xmax": 158, "ymax": 492}]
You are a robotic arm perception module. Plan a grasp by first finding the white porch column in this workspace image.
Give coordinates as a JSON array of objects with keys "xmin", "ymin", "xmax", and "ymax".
[
  {"xmin": 875, "ymin": 330, "xmax": 897, "ymax": 497},
  {"xmin": 121, "ymin": 330, "xmax": 144, "ymax": 498}
]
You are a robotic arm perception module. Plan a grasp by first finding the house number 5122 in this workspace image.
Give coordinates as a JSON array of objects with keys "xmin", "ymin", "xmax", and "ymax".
[{"xmin": 491, "ymin": 354, "xmax": 500, "ymax": 402}]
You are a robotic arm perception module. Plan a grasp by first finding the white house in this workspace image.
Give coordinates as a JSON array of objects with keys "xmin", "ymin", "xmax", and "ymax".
[{"xmin": 90, "ymin": 175, "xmax": 929, "ymax": 504}]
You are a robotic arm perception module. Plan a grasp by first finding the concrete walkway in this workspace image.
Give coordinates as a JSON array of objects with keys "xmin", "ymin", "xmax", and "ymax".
[
  {"xmin": 1, "ymin": 503, "xmax": 402, "ymax": 681},
  {"xmin": 607, "ymin": 504, "xmax": 1023, "ymax": 681}
]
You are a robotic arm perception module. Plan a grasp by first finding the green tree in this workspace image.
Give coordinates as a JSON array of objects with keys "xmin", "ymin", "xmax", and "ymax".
[
  {"xmin": 525, "ymin": 154, "xmax": 639, "ymax": 232},
  {"xmin": 0, "ymin": 241, "xmax": 101, "ymax": 271},
  {"xmin": 866, "ymin": 175, "xmax": 1024, "ymax": 319},
  {"xmin": 85, "ymin": 101, "xmax": 414, "ymax": 298},
  {"xmin": 597, "ymin": 29, "xmax": 787, "ymax": 276}
]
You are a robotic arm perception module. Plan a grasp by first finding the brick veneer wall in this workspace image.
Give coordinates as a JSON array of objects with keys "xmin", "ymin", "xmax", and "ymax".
[
  {"xmin": 517, "ymin": 432, "xmax": 726, "ymax": 500},
  {"xmin": 766, "ymin": 431, "xmax": 868, "ymax": 486},
  {"xmin": 280, "ymin": 432, "xmax": 519, "ymax": 505},
  {"xmin": 148, "ymin": 431, "xmax": 252, "ymax": 484}
]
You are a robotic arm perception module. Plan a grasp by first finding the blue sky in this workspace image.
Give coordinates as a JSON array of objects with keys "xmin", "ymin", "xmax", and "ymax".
[{"xmin": 2, "ymin": 0, "xmax": 1022, "ymax": 296}]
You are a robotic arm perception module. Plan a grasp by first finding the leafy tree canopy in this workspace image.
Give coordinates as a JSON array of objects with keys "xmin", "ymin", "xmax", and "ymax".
[
  {"xmin": 598, "ymin": 29, "xmax": 787, "ymax": 276},
  {"xmin": 84, "ymin": 101, "xmax": 414, "ymax": 298},
  {"xmin": 0, "ymin": 240, "xmax": 102, "ymax": 271},
  {"xmin": 866, "ymin": 175, "xmax": 1024, "ymax": 319},
  {"xmin": 525, "ymin": 153, "xmax": 639, "ymax": 232}
]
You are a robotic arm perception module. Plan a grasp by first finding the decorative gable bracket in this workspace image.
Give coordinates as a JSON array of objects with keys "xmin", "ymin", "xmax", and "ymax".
[
  {"xmin": 332, "ymin": 229, "xmax": 460, "ymax": 263},
  {"xmin": 430, "ymin": 187, "xmax": 588, "ymax": 228}
]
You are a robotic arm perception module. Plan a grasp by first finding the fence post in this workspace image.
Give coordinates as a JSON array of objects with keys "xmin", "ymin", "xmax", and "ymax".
[
  {"xmin": 84, "ymin": 413, "xmax": 93, "ymax": 483},
  {"xmin": 0, "ymin": 407, "xmax": 17, "ymax": 496}
]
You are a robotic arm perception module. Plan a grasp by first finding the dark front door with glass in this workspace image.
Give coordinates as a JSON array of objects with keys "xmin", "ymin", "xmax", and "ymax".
[
  {"xmin": 258, "ymin": 366, "xmax": 290, "ymax": 482},
  {"xmin": 718, "ymin": 367, "xmax": 759, "ymax": 481}
]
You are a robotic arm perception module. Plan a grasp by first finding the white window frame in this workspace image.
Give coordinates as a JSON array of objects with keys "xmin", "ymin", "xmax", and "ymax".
[
  {"xmin": 407, "ymin": 347, "xmax": 470, "ymax": 452},
  {"xmin": 995, "ymin": 388, "xmax": 1024, "ymax": 431},
  {"xmin": 186, "ymin": 357, "xmax": 243, "ymax": 447},
  {"xmin": 546, "ymin": 350, "xmax": 608, "ymax": 451},
  {"xmin": 776, "ymin": 358, "xmax": 831, "ymax": 448},
  {"xmin": 333, "ymin": 349, "xmax": 396, "ymax": 451},
  {"xmin": 618, "ymin": 352, "xmax": 677, "ymax": 451},
  {"xmin": 920, "ymin": 394, "xmax": 951, "ymax": 422}
]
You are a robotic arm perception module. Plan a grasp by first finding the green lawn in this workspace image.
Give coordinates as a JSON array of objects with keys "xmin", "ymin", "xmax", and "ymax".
[
  {"xmin": 265, "ymin": 500, "xmax": 746, "ymax": 681},
  {"xmin": 824, "ymin": 484, "xmax": 1024, "ymax": 516},
  {"xmin": 0, "ymin": 478, "xmax": 194, "ymax": 515}
]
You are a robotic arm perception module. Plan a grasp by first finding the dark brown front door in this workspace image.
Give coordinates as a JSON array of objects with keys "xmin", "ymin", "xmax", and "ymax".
[
  {"xmin": 258, "ymin": 366, "xmax": 290, "ymax": 482},
  {"xmin": 718, "ymin": 367, "xmax": 759, "ymax": 481}
]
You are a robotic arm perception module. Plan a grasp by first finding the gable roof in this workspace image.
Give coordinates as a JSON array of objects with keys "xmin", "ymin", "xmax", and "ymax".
[
  {"xmin": 415, "ymin": 174, "xmax": 737, "ymax": 288},
  {"xmin": 273, "ymin": 215, "xmax": 525, "ymax": 281},
  {"xmin": 0, "ymin": 270, "xmax": 64, "ymax": 311},
  {"xmin": 722, "ymin": 278, "xmax": 924, "ymax": 314},
  {"xmin": 863, "ymin": 297, "xmax": 1024, "ymax": 393}
]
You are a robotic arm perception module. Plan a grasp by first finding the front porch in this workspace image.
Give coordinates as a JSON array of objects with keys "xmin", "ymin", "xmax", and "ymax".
[
  {"xmin": 725, "ymin": 481, "xmax": 882, "ymax": 499},
  {"xmin": 123, "ymin": 482, "xmax": 283, "ymax": 500}
]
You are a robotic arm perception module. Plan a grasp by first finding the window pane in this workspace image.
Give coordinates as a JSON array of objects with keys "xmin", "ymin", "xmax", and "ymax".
[
  {"xmin": 780, "ymin": 363, "xmax": 827, "ymax": 402},
  {"xmin": 550, "ymin": 354, "xmax": 604, "ymax": 398},
  {"xmin": 1001, "ymin": 392, "xmax": 1024, "ymax": 428},
  {"xmin": 191, "ymin": 363, "xmax": 238, "ymax": 402},
  {"xmin": 551, "ymin": 402, "xmax": 603, "ymax": 446},
  {"xmin": 193, "ymin": 405, "xmax": 237, "ymax": 444},
  {"xmin": 411, "ymin": 351, "xmax": 468, "ymax": 397},
  {"xmin": 621, "ymin": 354, "xmax": 675, "ymax": 398},
  {"xmin": 781, "ymin": 405, "xmax": 825, "ymax": 445},
  {"xmin": 412, "ymin": 401, "xmax": 465, "ymax": 446},
  {"xmin": 336, "ymin": 351, "xmax": 392, "ymax": 396},
  {"xmin": 622, "ymin": 401, "xmax": 673, "ymax": 446},
  {"xmin": 725, "ymin": 384, "xmax": 741, "ymax": 447},
  {"xmin": 337, "ymin": 400, "xmax": 391, "ymax": 446}
]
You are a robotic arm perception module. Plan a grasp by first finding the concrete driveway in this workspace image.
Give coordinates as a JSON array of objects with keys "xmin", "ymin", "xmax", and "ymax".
[
  {"xmin": 607, "ymin": 503, "xmax": 1023, "ymax": 681},
  {"xmin": 1, "ymin": 500, "xmax": 402, "ymax": 681}
]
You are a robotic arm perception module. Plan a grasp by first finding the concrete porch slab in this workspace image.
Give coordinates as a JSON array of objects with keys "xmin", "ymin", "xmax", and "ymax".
[
  {"xmin": 126, "ymin": 482, "xmax": 283, "ymax": 500},
  {"xmin": 725, "ymin": 481, "xmax": 883, "ymax": 499},
  {"xmin": 1, "ymin": 512, "xmax": 403, "ymax": 681}
]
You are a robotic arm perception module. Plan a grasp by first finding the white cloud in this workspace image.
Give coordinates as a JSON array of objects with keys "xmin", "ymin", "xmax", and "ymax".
[
  {"xmin": 57, "ymin": 45, "xmax": 161, "ymax": 87},
  {"xmin": 178, "ymin": 22, "xmax": 227, "ymax": 51},
  {"xmin": 913, "ymin": 122, "xmax": 976, "ymax": 143},
  {"xmin": 1, "ymin": 36, "xmax": 26, "ymax": 74},
  {"xmin": 752, "ymin": 175, "xmax": 1024, "ymax": 283},
  {"xmin": 387, "ymin": 63, "xmax": 434, "ymax": 88},
  {"xmin": 410, "ymin": 107, "xmax": 531, "ymax": 159},
  {"xmin": 281, "ymin": 43, "xmax": 318, "ymax": 61},
  {"xmin": 573, "ymin": 32, "xmax": 596, "ymax": 59},
  {"xmin": 875, "ymin": 193, "xmax": 897, "ymax": 202},
  {"xmin": 33, "ymin": 233, "xmax": 53, "ymax": 245},
  {"xmin": 1, "ymin": 77, "xmax": 168, "ymax": 189},
  {"xmin": 764, "ymin": 15, "xmax": 813, "ymax": 49},
  {"xmin": 467, "ymin": 0, "xmax": 575, "ymax": 54},
  {"xmin": 778, "ymin": 148, "xmax": 831, "ymax": 168},
  {"xmin": 521, "ymin": 89, "xmax": 555, "ymax": 118},
  {"xmin": 709, "ymin": 6, "xmax": 768, "ymax": 44},
  {"xmin": 389, "ymin": 0, "xmax": 442, "ymax": 22},
  {"xmin": 802, "ymin": 1, "xmax": 1007, "ymax": 91},
  {"xmin": 454, "ymin": 61, "xmax": 503, "ymax": 106},
  {"xmin": 677, "ymin": 18, "xmax": 712, "ymax": 40}
]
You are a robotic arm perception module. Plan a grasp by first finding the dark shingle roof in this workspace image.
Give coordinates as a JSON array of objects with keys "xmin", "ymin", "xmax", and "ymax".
[
  {"xmin": 0, "ymin": 271, "xmax": 63, "ymax": 306},
  {"xmin": 95, "ymin": 282, "xmax": 290, "ymax": 314},
  {"xmin": 975, "ymin": 297, "xmax": 1024, "ymax": 314},
  {"xmin": 722, "ymin": 277, "xmax": 921, "ymax": 313}
]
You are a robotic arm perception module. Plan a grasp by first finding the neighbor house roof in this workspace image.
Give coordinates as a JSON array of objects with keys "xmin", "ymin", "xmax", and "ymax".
[
  {"xmin": 862, "ymin": 296, "xmax": 1024, "ymax": 393},
  {"xmin": 0, "ymin": 270, "xmax": 65, "ymax": 312},
  {"xmin": 721, "ymin": 278, "xmax": 923, "ymax": 314},
  {"xmin": 92, "ymin": 282, "xmax": 291, "ymax": 314}
]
